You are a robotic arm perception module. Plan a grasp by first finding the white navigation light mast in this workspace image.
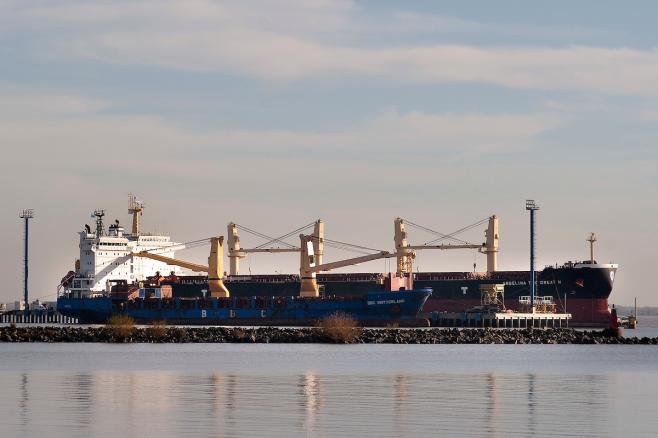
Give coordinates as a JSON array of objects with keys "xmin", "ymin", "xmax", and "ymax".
[
  {"xmin": 19, "ymin": 209, "xmax": 34, "ymax": 313},
  {"xmin": 525, "ymin": 200, "xmax": 539, "ymax": 312}
]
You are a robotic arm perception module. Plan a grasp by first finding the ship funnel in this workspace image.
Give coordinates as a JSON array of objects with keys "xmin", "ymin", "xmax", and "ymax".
[{"xmin": 208, "ymin": 236, "xmax": 230, "ymax": 297}]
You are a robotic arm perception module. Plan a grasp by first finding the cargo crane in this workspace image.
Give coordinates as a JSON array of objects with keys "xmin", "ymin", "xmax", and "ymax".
[
  {"xmin": 394, "ymin": 216, "xmax": 499, "ymax": 275},
  {"xmin": 134, "ymin": 231, "xmax": 395, "ymax": 299},
  {"xmin": 132, "ymin": 237, "xmax": 230, "ymax": 297},
  {"xmin": 227, "ymin": 220, "xmax": 324, "ymax": 275},
  {"xmin": 299, "ymin": 234, "xmax": 398, "ymax": 297}
]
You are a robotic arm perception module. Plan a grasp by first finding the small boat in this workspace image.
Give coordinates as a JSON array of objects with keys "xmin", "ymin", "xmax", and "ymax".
[{"xmin": 618, "ymin": 314, "xmax": 637, "ymax": 329}]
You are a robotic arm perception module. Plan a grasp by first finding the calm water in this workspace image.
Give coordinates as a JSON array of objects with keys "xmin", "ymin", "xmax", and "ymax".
[
  {"xmin": 1, "ymin": 344, "xmax": 658, "ymax": 438},
  {"xmin": 621, "ymin": 315, "xmax": 658, "ymax": 338}
]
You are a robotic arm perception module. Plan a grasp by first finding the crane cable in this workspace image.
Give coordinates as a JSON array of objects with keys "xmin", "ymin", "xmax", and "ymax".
[
  {"xmin": 403, "ymin": 219, "xmax": 471, "ymax": 245},
  {"xmin": 253, "ymin": 221, "xmax": 317, "ymax": 249},
  {"xmin": 423, "ymin": 217, "xmax": 489, "ymax": 246},
  {"xmin": 140, "ymin": 237, "xmax": 211, "ymax": 254},
  {"xmin": 403, "ymin": 217, "xmax": 490, "ymax": 246},
  {"xmin": 306, "ymin": 235, "xmax": 387, "ymax": 255},
  {"xmin": 235, "ymin": 224, "xmax": 297, "ymax": 249},
  {"xmin": 144, "ymin": 221, "xmax": 318, "ymax": 255}
]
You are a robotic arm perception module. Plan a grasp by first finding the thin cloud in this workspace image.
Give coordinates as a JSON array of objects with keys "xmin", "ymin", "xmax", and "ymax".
[
  {"xmin": 0, "ymin": 92, "xmax": 563, "ymax": 175},
  {"xmin": 0, "ymin": 91, "xmax": 109, "ymax": 116},
  {"xmin": 5, "ymin": 1, "xmax": 658, "ymax": 95}
]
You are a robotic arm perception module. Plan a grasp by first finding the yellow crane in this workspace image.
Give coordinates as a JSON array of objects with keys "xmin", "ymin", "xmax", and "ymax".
[
  {"xmin": 393, "ymin": 216, "xmax": 499, "ymax": 274},
  {"xmin": 226, "ymin": 220, "xmax": 324, "ymax": 275},
  {"xmin": 132, "ymin": 236, "xmax": 230, "ymax": 297},
  {"xmin": 298, "ymin": 234, "xmax": 397, "ymax": 297}
]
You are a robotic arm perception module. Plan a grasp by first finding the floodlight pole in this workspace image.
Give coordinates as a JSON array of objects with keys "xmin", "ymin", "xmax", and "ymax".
[
  {"xmin": 19, "ymin": 209, "xmax": 34, "ymax": 315},
  {"xmin": 525, "ymin": 200, "xmax": 539, "ymax": 313}
]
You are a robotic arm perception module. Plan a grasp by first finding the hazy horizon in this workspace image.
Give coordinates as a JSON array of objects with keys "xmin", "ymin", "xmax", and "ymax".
[{"xmin": 1, "ymin": 0, "xmax": 657, "ymax": 305}]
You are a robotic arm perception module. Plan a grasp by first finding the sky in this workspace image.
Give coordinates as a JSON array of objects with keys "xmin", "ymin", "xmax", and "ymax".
[{"xmin": 1, "ymin": 0, "xmax": 657, "ymax": 305}]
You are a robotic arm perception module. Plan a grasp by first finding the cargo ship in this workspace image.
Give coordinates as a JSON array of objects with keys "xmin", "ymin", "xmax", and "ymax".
[
  {"xmin": 57, "ymin": 196, "xmax": 618, "ymax": 327},
  {"xmin": 56, "ymin": 196, "xmax": 431, "ymax": 326},
  {"xmin": 218, "ymin": 216, "xmax": 617, "ymax": 327},
  {"xmin": 57, "ymin": 288, "xmax": 432, "ymax": 326},
  {"xmin": 214, "ymin": 262, "xmax": 616, "ymax": 327}
]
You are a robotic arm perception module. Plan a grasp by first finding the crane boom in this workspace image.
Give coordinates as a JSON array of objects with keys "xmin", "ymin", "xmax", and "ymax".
[
  {"xmin": 132, "ymin": 236, "xmax": 229, "ymax": 297},
  {"xmin": 133, "ymin": 251, "xmax": 209, "ymax": 272},
  {"xmin": 407, "ymin": 244, "xmax": 484, "ymax": 250},
  {"xmin": 299, "ymin": 234, "xmax": 395, "ymax": 297},
  {"xmin": 239, "ymin": 248, "xmax": 300, "ymax": 254},
  {"xmin": 309, "ymin": 251, "xmax": 394, "ymax": 273}
]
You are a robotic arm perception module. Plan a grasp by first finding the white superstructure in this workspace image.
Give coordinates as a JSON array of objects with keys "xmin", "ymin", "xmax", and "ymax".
[{"xmin": 66, "ymin": 198, "xmax": 180, "ymax": 297}]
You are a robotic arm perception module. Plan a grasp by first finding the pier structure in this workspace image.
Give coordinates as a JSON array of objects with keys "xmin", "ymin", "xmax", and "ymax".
[
  {"xmin": 431, "ymin": 282, "xmax": 571, "ymax": 328},
  {"xmin": 1, "ymin": 312, "xmax": 78, "ymax": 324},
  {"xmin": 431, "ymin": 311, "xmax": 571, "ymax": 328}
]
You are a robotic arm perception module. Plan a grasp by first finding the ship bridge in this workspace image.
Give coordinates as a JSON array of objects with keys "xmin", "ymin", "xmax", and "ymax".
[{"xmin": 65, "ymin": 196, "xmax": 181, "ymax": 298}]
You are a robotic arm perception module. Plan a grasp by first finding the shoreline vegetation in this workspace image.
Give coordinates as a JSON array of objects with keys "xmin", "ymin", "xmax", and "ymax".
[{"xmin": 1, "ymin": 324, "xmax": 656, "ymax": 344}]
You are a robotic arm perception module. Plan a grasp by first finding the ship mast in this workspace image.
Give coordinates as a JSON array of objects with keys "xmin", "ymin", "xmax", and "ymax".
[
  {"xmin": 586, "ymin": 232, "xmax": 597, "ymax": 263},
  {"xmin": 128, "ymin": 193, "xmax": 144, "ymax": 236},
  {"xmin": 93, "ymin": 210, "xmax": 105, "ymax": 237}
]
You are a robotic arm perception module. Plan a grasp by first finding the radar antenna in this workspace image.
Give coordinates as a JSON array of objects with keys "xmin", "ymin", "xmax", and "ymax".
[{"xmin": 93, "ymin": 209, "xmax": 105, "ymax": 237}]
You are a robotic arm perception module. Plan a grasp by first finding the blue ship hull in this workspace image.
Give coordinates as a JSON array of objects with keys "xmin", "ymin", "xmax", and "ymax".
[{"xmin": 57, "ymin": 289, "xmax": 432, "ymax": 326}]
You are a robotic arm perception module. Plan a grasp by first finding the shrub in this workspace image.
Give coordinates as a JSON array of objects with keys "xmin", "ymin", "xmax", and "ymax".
[
  {"xmin": 106, "ymin": 314, "xmax": 135, "ymax": 339},
  {"xmin": 145, "ymin": 320, "xmax": 167, "ymax": 341},
  {"xmin": 319, "ymin": 312, "xmax": 361, "ymax": 343},
  {"xmin": 232, "ymin": 327, "xmax": 246, "ymax": 341}
]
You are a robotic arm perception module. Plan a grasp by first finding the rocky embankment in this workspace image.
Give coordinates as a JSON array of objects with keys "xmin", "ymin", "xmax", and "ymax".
[{"xmin": 0, "ymin": 325, "xmax": 656, "ymax": 344}]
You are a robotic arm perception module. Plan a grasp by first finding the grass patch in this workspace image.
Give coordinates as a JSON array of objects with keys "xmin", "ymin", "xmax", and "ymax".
[
  {"xmin": 106, "ymin": 314, "xmax": 136, "ymax": 339},
  {"xmin": 318, "ymin": 312, "xmax": 362, "ymax": 343},
  {"xmin": 145, "ymin": 320, "xmax": 167, "ymax": 341}
]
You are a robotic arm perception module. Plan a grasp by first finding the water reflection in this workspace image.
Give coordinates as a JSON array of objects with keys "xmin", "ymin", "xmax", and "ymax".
[
  {"xmin": 63, "ymin": 373, "xmax": 94, "ymax": 434},
  {"xmin": 393, "ymin": 374, "xmax": 409, "ymax": 437},
  {"xmin": 0, "ymin": 365, "xmax": 652, "ymax": 437},
  {"xmin": 527, "ymin": 373, "xmax": 536, "ymax": 437},
  {"xmin": 224, "ymin": 374, "xmax": 238, "ymax": 436},
  {"xmin": 19, "ymin": 374, "xmax": 28, "ymax": 428},
  {"xmin": 299, "ymin": 372, "xmax": 322, "ymax": 433},
  {"xmin": 485, "ymin": 373, "xmax": 498, "ymax": 438}
]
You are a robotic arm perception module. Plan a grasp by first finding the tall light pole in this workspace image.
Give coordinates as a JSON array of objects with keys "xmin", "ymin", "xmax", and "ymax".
[
  {"xmin": 525, "ymin": 200, "xmax": 539, "ymax": 312},
  {"xmin": 19, "ymin": 209, "xmax": 34, "ymax": 314}
]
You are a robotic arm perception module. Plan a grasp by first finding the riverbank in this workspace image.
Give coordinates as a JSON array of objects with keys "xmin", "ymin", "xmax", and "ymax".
[{"xmin": 1, "ymin": 325, "xmax": 656, "ymax": 344}]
